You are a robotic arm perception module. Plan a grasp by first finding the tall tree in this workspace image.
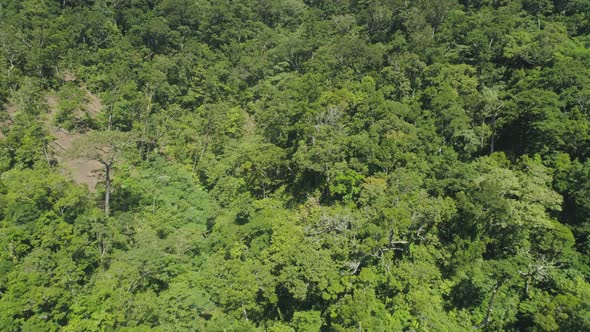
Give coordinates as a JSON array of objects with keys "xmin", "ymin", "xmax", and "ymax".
[{"xmin": 70, "ymin": 131, "xmax": 135, "ymax": 215}]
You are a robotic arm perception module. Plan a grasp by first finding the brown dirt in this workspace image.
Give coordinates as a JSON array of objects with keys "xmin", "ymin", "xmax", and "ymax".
[
  {"xmin": 0, "ymin": 83, "xmax": 104, "ymax": 189},
  {"xmin": 63, "ymin": 157, "xmax": 103, "ymax": 190},
  {"xmin": 63, "ymin": 71, "xmax": 77, "ymax": 82},
  {"xmin": 6, "ymin": 103, "xmax": 17, "ymax": 117},
  {"xmin": 83, "ymin": 86, "xmax": 102, "ymax": 116},
  {"xmin": 50, "ymin": 130, "xmax": 102, "ymax": 191},
  {"xmin": 45, "ymin": 95, "xmax": 58, "ymax": 113},
  {"xmin": 45, "ymin": 85, "xmax": 104, "ymax": 191}
]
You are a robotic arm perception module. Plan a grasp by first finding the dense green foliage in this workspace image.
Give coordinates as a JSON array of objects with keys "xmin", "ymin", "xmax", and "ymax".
[{"xmin": 1, "ymin": 0, "xmax": 590, "ymax": 330}]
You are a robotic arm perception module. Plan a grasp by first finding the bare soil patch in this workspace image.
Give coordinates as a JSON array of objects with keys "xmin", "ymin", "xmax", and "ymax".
[
  {"xmin": 63, "ymin": 71, "xmax": 77, "ymax": 82},
  {"xmin": 51, "ymin": 129, "xmax": 102, "ymax": 190},
  {"xmin": 6, "ymin": 103, "xmax": 17, "ymax": 117},
  {"xmin": 46, "ymin": 85, "xmax": 104, "ymax": 191},
  {"xmin": 83, "ymin": 86, "xmax": 102, "ymax": 117}
]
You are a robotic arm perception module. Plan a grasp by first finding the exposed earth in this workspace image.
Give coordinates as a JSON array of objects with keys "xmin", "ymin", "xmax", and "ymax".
[{"xmin": 46, "ymin": 84, "xmax": 103, "ymax": 191}]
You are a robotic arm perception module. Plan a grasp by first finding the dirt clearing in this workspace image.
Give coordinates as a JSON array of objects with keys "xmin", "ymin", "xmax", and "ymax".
[{"xmin": 46, "ymin": 85, "xmax": 104, "ymax": 191}]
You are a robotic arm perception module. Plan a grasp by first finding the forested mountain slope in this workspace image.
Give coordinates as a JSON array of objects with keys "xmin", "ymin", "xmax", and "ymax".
[{"xmin": 1, "ymin": 1, "xmax": 590, "ymax": 331}]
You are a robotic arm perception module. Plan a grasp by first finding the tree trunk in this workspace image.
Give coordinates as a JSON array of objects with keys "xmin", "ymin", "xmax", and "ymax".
[
  {"xmin": 104, "ymin": 163, "xmax": 112, "ymax": 216},
  {"xmin": 43, "ymin": 145, "xmax": 52, "ymax": 169},
  {"xmin": 490, "ymin": 115, "xmax": 496, "ymax": 154},
  {"xmin": 475, "ymin": 283, "xmax": 500, "ymax": 329}
]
